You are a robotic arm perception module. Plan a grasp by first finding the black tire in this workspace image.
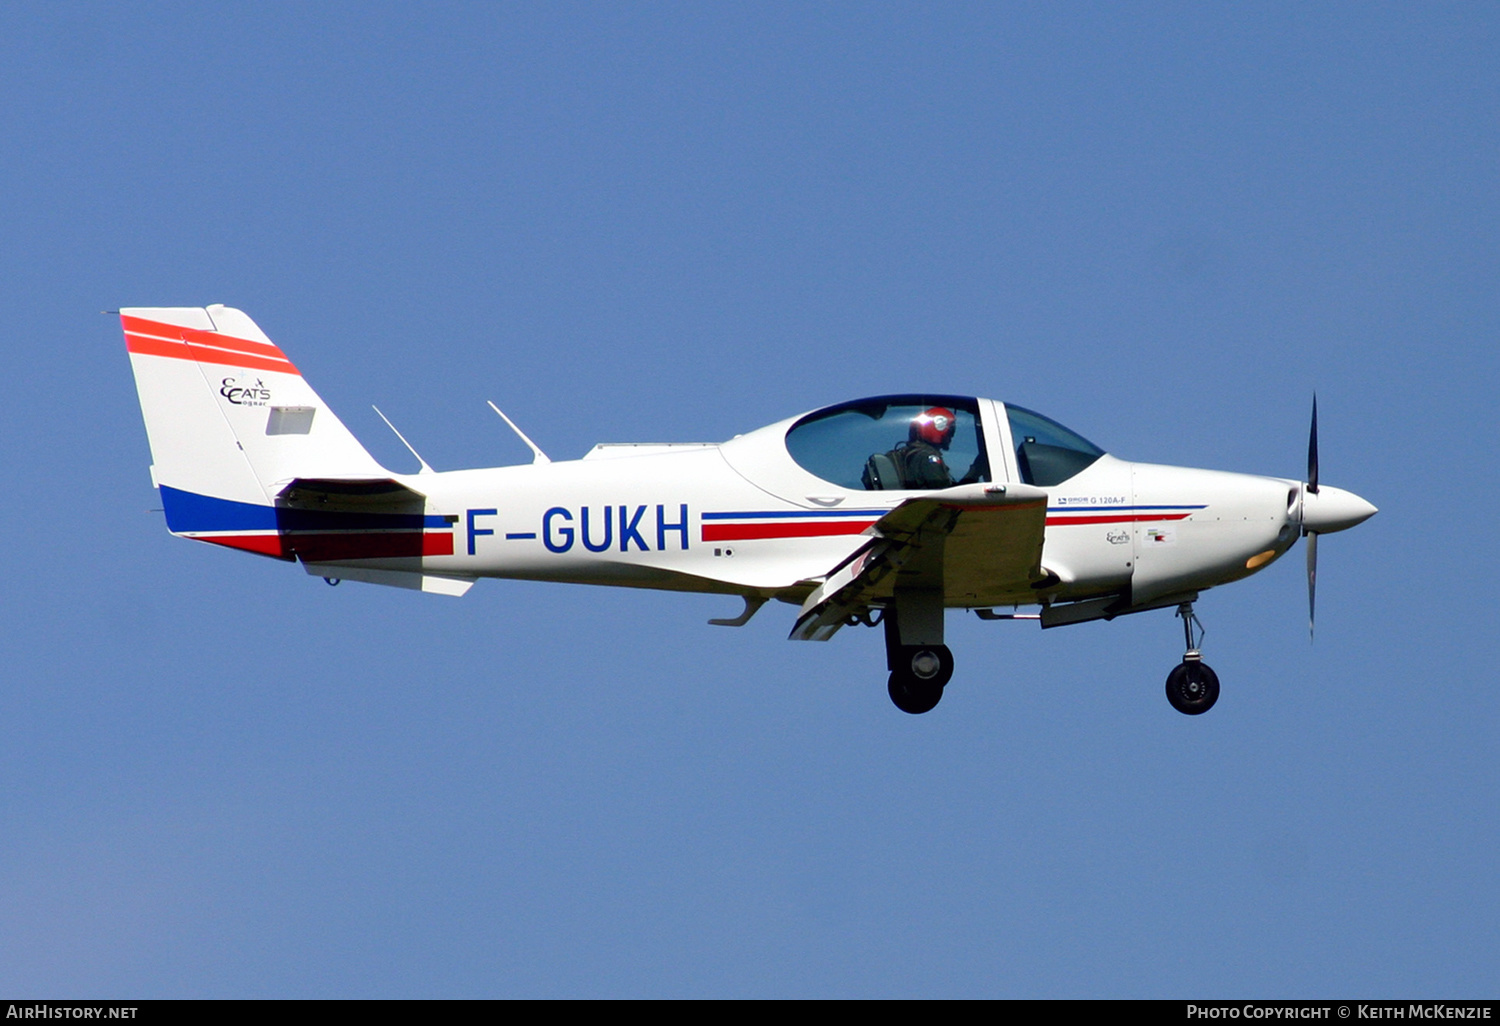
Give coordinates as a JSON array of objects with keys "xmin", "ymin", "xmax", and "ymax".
[
  {"xmin": 1165, "ymin": 660, "xmax": 1220, "ymax": 715},
  {"xmin": 888, "ymin": 671, "xmax": 944, "ymax": 714}
]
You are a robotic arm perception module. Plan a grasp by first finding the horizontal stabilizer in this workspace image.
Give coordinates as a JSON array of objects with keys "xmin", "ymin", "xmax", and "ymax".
[
  {"xmin": 301, "ymin": 561, "xmax": 476, "ymax": 597},
  {"xmin": 278, "ymin": 477, "xmax": 429, "ymax": 508},
  {"xmin": 277, "ymin": 477, "xmax": 457, "ymax": 564}
]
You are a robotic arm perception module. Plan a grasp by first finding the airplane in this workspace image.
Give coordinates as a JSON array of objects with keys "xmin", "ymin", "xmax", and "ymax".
[{"xmin": 119, "ymin": 305, "xmax": 1377, "ymax": 716}]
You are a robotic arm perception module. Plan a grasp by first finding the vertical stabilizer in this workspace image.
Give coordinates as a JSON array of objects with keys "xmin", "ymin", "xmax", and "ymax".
[{"xmin": 122, "ymin": 305, "xmax": 388, "ymax": 550}]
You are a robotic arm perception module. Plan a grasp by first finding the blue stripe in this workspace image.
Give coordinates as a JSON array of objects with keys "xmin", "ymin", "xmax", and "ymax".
[
  {"xmin": 1046, "ymin": 504, "xmax": 1206, "ymax": 513},
  {"xmin": 161, "ymin": 486, "xmax": 278, "ymax": 533},
  {"xmin": 702, "ymin": 509, "xmax": 886, "ymax": 521},
  {"xmin": 159, "ymin": 485, "xmax": 450, "ymax": 534},
  {"xmin": 704, "ymin": 504, "xmax": 1205, "ymax": 520}
]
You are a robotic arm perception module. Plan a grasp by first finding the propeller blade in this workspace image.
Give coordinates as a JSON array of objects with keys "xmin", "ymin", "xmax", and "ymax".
[
  {"xmin": 1306, "ymin": 530, "xmax": 1318, "ymax": 641},
  {"xmin": 1307, "ymin": 394, "xmax": 1319, "ymax": 494}
]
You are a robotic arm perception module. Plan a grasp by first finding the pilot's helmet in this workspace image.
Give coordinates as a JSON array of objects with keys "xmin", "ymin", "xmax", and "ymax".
[{"xmin": 910, "ymin": 407, "xmax": 957, "ymax": 449}]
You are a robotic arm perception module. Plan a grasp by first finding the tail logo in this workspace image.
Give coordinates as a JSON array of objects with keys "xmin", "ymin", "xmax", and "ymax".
[{"xmin": 220, "ymin": 377, "xmax": 272, "ymax": 406}]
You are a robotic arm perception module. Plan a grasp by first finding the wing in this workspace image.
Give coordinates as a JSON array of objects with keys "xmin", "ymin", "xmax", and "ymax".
[{"xmin": 790, "ymin": 482, "xmax": 1050, "ymax": 641}]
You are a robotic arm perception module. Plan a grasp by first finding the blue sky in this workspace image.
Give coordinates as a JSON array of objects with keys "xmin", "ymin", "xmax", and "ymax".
[{"xmin": 2, "ymin": 1, "xmax": 1496, "ymax": 997}]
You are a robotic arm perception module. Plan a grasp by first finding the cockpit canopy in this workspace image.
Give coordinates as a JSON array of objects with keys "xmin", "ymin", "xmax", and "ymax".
[
  {"xmin": 785, "ymin": 395, "xmax": 989, "ymax": 491},
  {"xmin": 782, "ymin": 394, "xmax": 1104, "ymax": 491}
]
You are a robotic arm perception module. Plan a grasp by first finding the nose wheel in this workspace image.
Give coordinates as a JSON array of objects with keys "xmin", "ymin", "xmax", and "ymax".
[
  {"xmin": 1165, "ymin": 658, "xmax": 1220, "ymax": 714},
  {"xmin": 1165, "ymin": 603, "xmax": 1219, "ymax": 715}
]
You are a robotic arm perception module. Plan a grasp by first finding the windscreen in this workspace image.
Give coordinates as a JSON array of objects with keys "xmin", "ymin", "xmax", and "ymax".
[{"xmin": 1005, "ymin": 404, "xmax": 1105, "ymax": 487}]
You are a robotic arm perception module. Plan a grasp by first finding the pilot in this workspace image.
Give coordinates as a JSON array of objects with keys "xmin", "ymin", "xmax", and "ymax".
[
  {"xmin": 899, "ymin": 406, "xmax": 962, "ymax": 488},
  {"xmin": 863, "ymin": 406, "xmax": 984, "ymax": 490}
]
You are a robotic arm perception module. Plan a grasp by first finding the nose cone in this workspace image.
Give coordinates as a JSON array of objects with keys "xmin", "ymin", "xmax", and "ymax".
[{"xmin": 1302, "ymin": 485, "xmax": 1378, "ymax": 534}]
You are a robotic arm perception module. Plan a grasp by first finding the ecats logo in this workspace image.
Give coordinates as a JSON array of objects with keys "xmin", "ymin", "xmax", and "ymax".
[{"xmin": 221, "ymin": 377, "xmax": 271, "ymax": 406}]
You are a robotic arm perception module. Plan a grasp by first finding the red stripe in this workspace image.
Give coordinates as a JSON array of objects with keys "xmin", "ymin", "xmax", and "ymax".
[
  {"xmin": 126, "ymin": 333, "xmax": 299, "ymax": 375},
  {"xmin": 182, "ymin": 327, "xmax": 286, "ymax": 362},
  {"xmin": 941, "ymin": 501, "xmax": 1047, "ymax": 513},
  {"xmin": 285, "ymin": 531, "xmax": 454, "ymax": 562},
  {"xmin": 1046, "ymin": 513, "xmax": 1192, "ymax": 526},
  {"xmin": 122, "ymin": 316, "xmax": 290, "ymax": 361},
  {"xmin": 120, "ymin": 315, "xmax": 189, "ymax": 339},
  {"xmin": 123, "ymin": 333, "xmax": 192, "ymax": 359},
  {"xmin": 126, "ymin": 332, "xmax": 300, "ymax": 375},
  {"xmin": 200, "ymin": 535, "xmax": 294, "ymax": 560},
  {"xmin": 127, "ymin": 330, "xmax": 300, "ymax": 375},
  {"xmin": 702, "ymin": 520, "xmax": 876, "ymax": 542},
  {"xmin": 123, "ymin": 316, "xmax": 299, "ymax": 375},
  {"xmin": 196, "ymin": 531, "xmax": 453, "ymax": 561}
]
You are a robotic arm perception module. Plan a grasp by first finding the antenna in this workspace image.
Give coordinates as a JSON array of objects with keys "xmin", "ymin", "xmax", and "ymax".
[
  {"xmin": 487, "ymin": 401, "xmax": 551, "ymax": 464},
  {"xmin": 371, "ymin": 406, "xmax": 434, "ymax": 474}
]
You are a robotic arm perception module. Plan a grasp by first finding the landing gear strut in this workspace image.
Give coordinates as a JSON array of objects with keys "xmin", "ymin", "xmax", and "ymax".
[{"xmin": 1165, "ymin": 602, "xmax": 1219, "ymax": 715}]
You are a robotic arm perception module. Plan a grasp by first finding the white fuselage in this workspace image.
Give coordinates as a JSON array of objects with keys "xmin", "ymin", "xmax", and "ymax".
[{"xmin": 339, "ymin": 419, "xmax": 1307, "ymax": 611}]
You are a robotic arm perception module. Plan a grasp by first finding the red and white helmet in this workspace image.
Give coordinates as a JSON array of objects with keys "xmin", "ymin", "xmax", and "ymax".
[{"xmin": 910, "ymin": 407, "xmax": 957, "ymax": 448}]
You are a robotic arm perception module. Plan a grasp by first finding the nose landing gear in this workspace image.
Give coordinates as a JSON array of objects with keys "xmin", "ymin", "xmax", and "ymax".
[{"xmin": 1165, "ymin": 602, "xmax": 1219, "ymax": 715}]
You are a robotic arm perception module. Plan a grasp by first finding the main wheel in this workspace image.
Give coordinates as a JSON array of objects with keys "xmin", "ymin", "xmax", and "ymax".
[
  {"xmin": 886, "ymin": 645, "xmax": 953, "ymax": 714},
  {"xmin": 1165, "ymin": 660, "xmax": 1220, "ymax": 715},
  {"xmin": 903, "ymin": 645, "xmax": 953, "ymax": 688},
  {"xmin": 888, "ymin": 671, "xmax": 944, "ymax": 714}
]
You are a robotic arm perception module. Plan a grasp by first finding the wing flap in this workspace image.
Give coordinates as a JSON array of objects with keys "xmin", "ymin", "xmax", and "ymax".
[{"xmin": 790, "ymin": 483, "xmax": 1048, "ymax": 641}]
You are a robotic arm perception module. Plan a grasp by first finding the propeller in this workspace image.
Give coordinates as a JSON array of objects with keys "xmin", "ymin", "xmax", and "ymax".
[
  {"xmin": 1306, "ymin": 394, "xmax": 1318, "ymax": 639},
  {"xmin": 1305, "ymin": 526, "xmax": 1318, "ymax": 640},
  {"xmin": 1297, "ymin": 393, "xmax": 1378, "ymax": 641},
  {"xmin": 1307, "ymin": 394, "xmax": 1319, "ymax": 496}
]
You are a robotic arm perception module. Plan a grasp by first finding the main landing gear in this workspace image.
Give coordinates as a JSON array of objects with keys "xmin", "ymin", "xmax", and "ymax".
[
  {"xmin": 1165, "ymin": 602, "xmax": 1219, "ymax": 715},
  {"xmin": 882, "ymin": 599, "xmax": 953, "ymax": 714},
  {"xmin": 887, "ymin": 644, "xmax": 954, "ymax": 714}
]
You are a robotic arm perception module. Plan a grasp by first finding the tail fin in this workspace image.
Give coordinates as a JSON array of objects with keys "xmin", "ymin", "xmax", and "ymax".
[{"xmin": 123, "ymin": 305, "xmax": 389, "ymax": 555}]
